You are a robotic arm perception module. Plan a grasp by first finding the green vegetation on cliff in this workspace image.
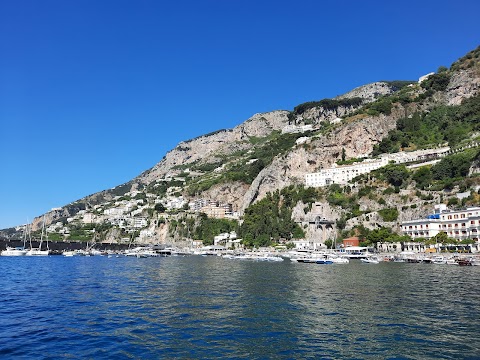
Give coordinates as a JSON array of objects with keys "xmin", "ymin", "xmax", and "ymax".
[
  {"xmin": 239, "ymin": 186, "xmax": 319, "ymax": 247},
  {"xmin": 373, "ymin": 94, "xmax": 480, "ymax": 155}
]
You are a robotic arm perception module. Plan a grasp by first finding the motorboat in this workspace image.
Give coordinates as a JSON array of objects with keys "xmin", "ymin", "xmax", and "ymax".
[
  {"xmin": 360, "ymin": 257, "xmax": 380, "ymax": 264},
  {"xmin": 432, "ymin": 256, "xmax": 446, "ymax": 265},
  {"xmin": 316, "ymin": 258, "xmax": 334, "ymax": 265},
  {"xmin": 446, "ymin": 258, "xmax": 458, "ymax": 265},
  {"xmin": 328, "ymin": 255, "xmax": 350, "ymax": 264}
]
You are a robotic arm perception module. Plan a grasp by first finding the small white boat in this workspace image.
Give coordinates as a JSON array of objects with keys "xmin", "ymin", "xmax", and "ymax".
[
  {"xmin": 446, "ymin": 258, "xmax": 458, "ymax": 265},
  {"xmin": 1, "ymin": 246, "xmax": 27, "ymax": 256},
  {"xmin": 26, "ymin": 249, "xmax": 50, "ymax": 256},
  {"xmin": 328, "ymin": 255, "xmax": 350, "ymax": 264},
  {"xmin": 26, "ymin": 216, "xmax": 51, "ymax": 256},
  {"xmin": 432, "ymin": 256, "xmax": 446, "ymax": 265},
  {"xmin": 361, "ymin": 257, "xmax": 380, "ymax": 264},
  {"xmin": 257, "ymin": 254, "xmax": 284, "ymax": 262},
  {"xmin": 63, "ymin": 250, "xmax": 81, "ymax": 257}
]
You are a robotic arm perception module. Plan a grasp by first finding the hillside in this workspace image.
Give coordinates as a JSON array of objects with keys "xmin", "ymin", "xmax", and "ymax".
[{"xmin": 2, "ymin": 46, "xmax": 480, "ymax": 248}]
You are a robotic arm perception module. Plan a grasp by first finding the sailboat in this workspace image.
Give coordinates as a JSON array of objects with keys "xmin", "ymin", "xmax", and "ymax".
[
  {"xmin": 26, "ymin": 216, "xmax": 50, "ymax": 256},
  {"xmin": 1, "ymin": 223, "xmax": 28, "ymax": 256},
  {"xmin": 0, "ymin": 246, "xmax": 27, "ymax": 256}
]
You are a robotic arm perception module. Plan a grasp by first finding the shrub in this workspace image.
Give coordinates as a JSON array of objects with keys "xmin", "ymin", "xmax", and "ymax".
[{"xmin": 378, "ymin": 208, "xmax": 399, "ymax": 222}]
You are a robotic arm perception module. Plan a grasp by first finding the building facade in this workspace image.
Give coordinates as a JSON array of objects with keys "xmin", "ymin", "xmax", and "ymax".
[
  {"xmin": 305, "ymin": 147, "xmax": 450, "ymax": 188},
  {"xmin": 401, "ymin": 205, "xmax": 480, "ymax": 242}
]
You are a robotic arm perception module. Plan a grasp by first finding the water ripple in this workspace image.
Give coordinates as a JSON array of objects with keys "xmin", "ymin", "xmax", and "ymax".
[{"xmin": 0, "ymin": 256, "xmax": 479, "ymax": 358}]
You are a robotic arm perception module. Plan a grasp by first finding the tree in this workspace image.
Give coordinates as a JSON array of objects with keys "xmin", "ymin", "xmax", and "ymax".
[
  {"xmin": 324, "ymin": 239, "xmax": 333, "ymax": 249},
  {"xmin": 412, "ymin": 166, "xmax": 433, "ymax": 189},
  {"xmin": 432, "ymin": 231, "xmax": 449, "ymax": 244},
  {"xmin": 375, "ymin": 164, "xmax": 410, "ymax": 187}
]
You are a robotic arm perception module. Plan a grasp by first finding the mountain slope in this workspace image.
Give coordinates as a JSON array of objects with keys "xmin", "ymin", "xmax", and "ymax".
[{"xmin": 3, "ymin": 46, "xmax": 480, "ymax": 245}]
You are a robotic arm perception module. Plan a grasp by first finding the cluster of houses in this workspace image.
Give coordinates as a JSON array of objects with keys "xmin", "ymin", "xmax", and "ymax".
[{"xmin": 39, "ymin": 185, "xmax": 238, "ymax": 243}]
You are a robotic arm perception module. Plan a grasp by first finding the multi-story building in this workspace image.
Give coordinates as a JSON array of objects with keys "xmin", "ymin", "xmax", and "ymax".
[
  {"xmin": 305, "ymin": 147, "xmax": 450, "ymax": 188},
  {"xmin": 305, "ymin": 157, "xmax": 390, "ymax": 187},
  {"xmin": 401, "ymin": 205, "xmax": 480, "ymax": 242},
  {"xmin": 438, "ymin": 206, "xmax": 480, "ymax": 241},
  {"xmin": 200, "ymin": 204, "xmax": 226, "ymax": 219}
]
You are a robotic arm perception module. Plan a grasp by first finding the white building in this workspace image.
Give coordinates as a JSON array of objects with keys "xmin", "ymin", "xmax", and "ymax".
[
  {"xmin": 282, "ymin": 124, "xmax": 313, "ymax": 134},
  {"xmin": 213, "ymin": 231, "xmax": 237, "ymax": 246},
  {"xmin": 401, "ymin": 205, "xmax": 480, "ymax": 243},
  {"xmin": 104, "ymin": 207, "xmax": 126, "ymax": 216},
  {"xmin": 305, "ymin": 157, "xmax": 389, "ymax": 187},
  {"xmin": 305, "ymin": 147, "xmax": 450, "ymax": 188}
]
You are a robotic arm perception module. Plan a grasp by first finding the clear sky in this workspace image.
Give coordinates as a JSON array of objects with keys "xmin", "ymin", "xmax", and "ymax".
[{"xmin": 0, "ymin": 0, "xmax": 479, "ymax": 229}]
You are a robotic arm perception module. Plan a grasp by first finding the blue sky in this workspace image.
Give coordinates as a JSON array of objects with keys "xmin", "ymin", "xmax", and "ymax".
[{"xmin": 0, "ymin": 0, "xmax": 479, "ymax": 229}]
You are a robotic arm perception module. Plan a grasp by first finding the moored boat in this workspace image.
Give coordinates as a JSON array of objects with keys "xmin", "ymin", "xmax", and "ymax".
[
  {"xmin": 1, "ymin": 246, "xmax": 27, "ymax": 256},
  {"xmin": 361, "ymin": 256, "xmax": 380, "ymax": 264},
  {"xmin": 432, "ymin": 256, "xmax": 447, "ymax": 265}
]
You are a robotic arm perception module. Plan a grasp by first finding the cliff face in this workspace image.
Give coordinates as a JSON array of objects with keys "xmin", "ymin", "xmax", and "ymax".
[
  {"xmin": 295, "ymin": 82, "xmax": 397, "ymax": 125},
  {"xmin": 139, "ymin": 110, "xmax": 290, "ymax": 184},
  {"xmin": 240, "ymin": 108, "xmax": 401, "ymax": 213},
  {"xmin": 445, "ymin": 68, "xmax": 480, "ymax": 105}
]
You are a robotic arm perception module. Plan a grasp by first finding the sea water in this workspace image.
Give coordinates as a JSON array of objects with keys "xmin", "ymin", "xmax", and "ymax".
[{"xmin": 0, "ymin": 256, "xmax": 479, "ymax": 359}]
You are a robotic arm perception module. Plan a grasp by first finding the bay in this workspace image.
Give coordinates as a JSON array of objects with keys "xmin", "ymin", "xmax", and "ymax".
[{"xmin": 0, "ymin": 256, "xmax": 479, "ymax": 359}]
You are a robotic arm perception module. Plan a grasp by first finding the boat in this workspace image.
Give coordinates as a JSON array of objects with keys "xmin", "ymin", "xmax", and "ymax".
[
  {"xmin": 432, "ymin": 256, "xmax": 446, "ymax": 265},
  {"xmin": 329, "ymin": 254, "xmax": 350, "ymax": 264},
  {"xmin": 63, "ymin": 250, "xmax": 83, "ymax": 257},
  {"xmin": 360, "ymin": 257, "xmax": 380, "ymax": 264},
  {"xmin": 316, "ymin": 258, "xmax": 334, "ymax": 265},
  {"xmin": 26, "ymin": 216, "xmax": 50, "ymax": 256},
  {"xmin": 1, "ymin": 246, "xmax": 27, "ymax": 256},
  {"xmin": 254, "ymin": 253, "xmax": 284, "ymax": 262},
  {"xmin": 290, "ymin": 252, "xmax": 329, "ymax": 263},
  {"xmin": 124, "ymin": 246, "xmax": 159, "ymax": 258},
  {"xmin": 1, "ymin": 222, "xmax": 28, "ymax": 256},
  {"xmin": 446, "ymin": 258, "xmax": 458, "ymax": 265},
  {"xmin": 457, "ymin": 258, "xmax": 473, "ymax": 266}
]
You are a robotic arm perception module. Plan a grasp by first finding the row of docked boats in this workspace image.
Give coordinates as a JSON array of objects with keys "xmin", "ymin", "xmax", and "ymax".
[
  {"xmin": 358, "ymin": 254, "xmax": 480, "ymax": 266},
  {"xmin": 220, "ymin": 252, "xmax": 284, "ymax": 261},
  {"xmin": 61, "ymin": 246, "xmax": 183, "ymax": 258},
  {"xmin": 1, "ymin": 246, "xmax": 51, "ymax": 256},
  {"xmin": 287, "ymin": 251, "xmax": 350, "ymax": 264},
  {"xmin": 1, "ymin": 218, "xmax": 51, "ymax": 256},
  {"xmin": 384, "ymin": 254, "xmax": 480, "ymax": 266}
]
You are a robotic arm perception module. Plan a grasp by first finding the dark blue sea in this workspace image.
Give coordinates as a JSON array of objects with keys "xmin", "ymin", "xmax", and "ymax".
[{"xmin": 1, "ymin": 255, "xmax": 479, "ymax": 359}]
